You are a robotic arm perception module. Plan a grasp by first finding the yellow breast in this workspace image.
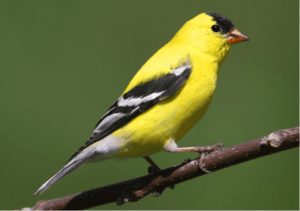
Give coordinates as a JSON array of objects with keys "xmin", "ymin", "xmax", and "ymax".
[{"xmin": 113, "ymin": 44, "xmax": 221, "ymax": 158}]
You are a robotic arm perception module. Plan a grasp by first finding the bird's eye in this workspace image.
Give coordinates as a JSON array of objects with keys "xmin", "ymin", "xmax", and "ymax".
[{"xmin": 211, "ymin": 25, "xmax": 220, "ymax": 32}]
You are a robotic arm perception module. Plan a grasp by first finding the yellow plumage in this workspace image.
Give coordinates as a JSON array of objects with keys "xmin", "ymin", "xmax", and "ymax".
[
  {"xmin": 33, "ymin": 12, "xmax": 249, "ymax": 196},
  {"xmin": 115, "ymin": 13, "xmax": 232, "ymax": 157}
]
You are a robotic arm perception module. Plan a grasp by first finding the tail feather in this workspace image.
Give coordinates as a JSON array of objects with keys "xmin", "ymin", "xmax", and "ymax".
[{"xmin": 32, "ymin": 149, "xmax": 96, "ymax": 197}]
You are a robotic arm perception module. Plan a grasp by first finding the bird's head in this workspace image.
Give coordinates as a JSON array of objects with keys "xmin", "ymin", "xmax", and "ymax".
[
  {"xmin": 172, "ymin": 12, "xmax": 249, "ymax": 62},
  {"xmin": 205, "ymin": 12, "xmax": 250, "ymax": 44}
]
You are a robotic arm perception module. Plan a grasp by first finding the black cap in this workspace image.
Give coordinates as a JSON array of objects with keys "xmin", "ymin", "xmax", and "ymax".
[{"xmin": 206, "ymin": 13, "xmax": 234, "ymax": 34}]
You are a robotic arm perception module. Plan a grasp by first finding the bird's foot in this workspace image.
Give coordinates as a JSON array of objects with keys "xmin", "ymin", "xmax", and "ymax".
[
  {"xmin": 150, "ymin": 189, "xmax": 165, "ymax": 197},
  {"xmin": 116, "ymin": 185, "xmax": 141, "ymax": 205},
  {"xmin": 195, "ymin": 142, "xmax": 223, "ymax": 173},
  {"xmin": 148, "ymin": 165, "xmax": 161, "ymax": 174},
  {"xmin": 147, "ymin": 165, "xmax": 175, "ymax": 196}
]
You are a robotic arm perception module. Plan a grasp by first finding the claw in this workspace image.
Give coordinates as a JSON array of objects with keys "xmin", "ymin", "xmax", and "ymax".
[
  {"xmin": 151, "ymin": 189, "xmax": 165, "ymax": 197},
  {"xmin": 148, "ymin": 166, "xmax": 161, "ymax": 174},
  {"xmin": 147, "ymin": 165, "xmax": 175, "ymax": 196},
  {"xmin": 196, "ymin": 143, "xmax": 224, "ymax": 172},
  {"xmin": 116, "ymin": 185, "xmax": 141, "ymax": 205},
  {"xmin": 198, "ymin": 152, "xmax": 211, "ymax": 173}
]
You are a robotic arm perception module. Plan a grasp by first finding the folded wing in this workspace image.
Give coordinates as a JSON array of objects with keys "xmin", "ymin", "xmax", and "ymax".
[{"xmin": 68, "ymin": 62, "xmax": 192, "ymax": 162}]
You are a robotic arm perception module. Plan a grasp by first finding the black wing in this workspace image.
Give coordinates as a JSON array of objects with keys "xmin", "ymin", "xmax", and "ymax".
[{"xmin": 68, "ymin": 62, "xmax": 192, "ymax": 162}]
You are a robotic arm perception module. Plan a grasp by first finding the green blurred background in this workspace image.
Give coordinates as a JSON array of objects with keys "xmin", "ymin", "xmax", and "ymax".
[{"xmin": 0, "ymin": 0, "xmax": 298, "ymax": 210}]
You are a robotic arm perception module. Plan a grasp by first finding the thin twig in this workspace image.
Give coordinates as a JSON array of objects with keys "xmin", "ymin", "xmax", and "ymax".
[{"xmin": 24, "ymin": 127, "xmax": 299, "ymax": 210}]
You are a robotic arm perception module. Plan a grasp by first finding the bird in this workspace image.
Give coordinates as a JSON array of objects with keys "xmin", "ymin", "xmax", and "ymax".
[{"xmin": 32, "ymin": 12, "xmax": 249, "ymax": 197}]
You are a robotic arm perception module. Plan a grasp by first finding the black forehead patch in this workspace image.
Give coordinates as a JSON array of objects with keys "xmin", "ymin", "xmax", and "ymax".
[{"xmin": 206, "ymin": 12, "xmax": 234, "ymax": 34}]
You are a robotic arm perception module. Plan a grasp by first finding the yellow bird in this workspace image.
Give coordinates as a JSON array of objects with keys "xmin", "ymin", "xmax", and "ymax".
[{"xmin": 33, "ymin": 12, "xmax": 249, "ymax": 196}]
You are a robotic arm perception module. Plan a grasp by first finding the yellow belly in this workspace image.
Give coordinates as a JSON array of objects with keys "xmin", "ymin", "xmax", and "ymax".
[{"xmin": 114, "ymin": 55, "xmax": 219, "ymax": 158}]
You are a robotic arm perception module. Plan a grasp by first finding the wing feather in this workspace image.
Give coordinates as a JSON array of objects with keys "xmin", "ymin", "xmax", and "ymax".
[{"xmin": 68, "ymin": 62, "xmax": 192, "ymax": 162}]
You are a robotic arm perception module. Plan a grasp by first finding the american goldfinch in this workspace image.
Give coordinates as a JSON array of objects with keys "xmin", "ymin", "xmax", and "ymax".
[{"xmin": 33, "ymin": 12, "xmax": 249, "ymax": 196}]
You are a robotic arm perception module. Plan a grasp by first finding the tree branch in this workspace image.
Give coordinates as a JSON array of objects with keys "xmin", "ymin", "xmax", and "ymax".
[{"xmin": 24, "ymin": 127, "xmax": 299, "ymax": 210}]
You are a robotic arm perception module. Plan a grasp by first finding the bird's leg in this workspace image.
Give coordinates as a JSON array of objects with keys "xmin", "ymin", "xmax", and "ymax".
[
  {"xmin": 143, "ymin": 155, "xmax": 161, "ymax": 173},
  {"xmin": 164, "ymin": 139, "xmax": 223, "ymax": 172},
  {"xmin": 142, "ymin": 156, "xmax": 174, "ymax": 196}
]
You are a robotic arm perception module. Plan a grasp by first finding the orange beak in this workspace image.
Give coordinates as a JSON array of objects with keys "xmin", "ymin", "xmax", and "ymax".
[{"xmin": 226, "ymin": 28, "xmax": 250, "ymax": 44}]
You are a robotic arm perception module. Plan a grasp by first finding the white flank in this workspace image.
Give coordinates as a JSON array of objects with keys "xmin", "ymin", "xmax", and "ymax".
[{"xmin": 91, "ymin": 134, "xmax": 123, "ymax": 162}]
